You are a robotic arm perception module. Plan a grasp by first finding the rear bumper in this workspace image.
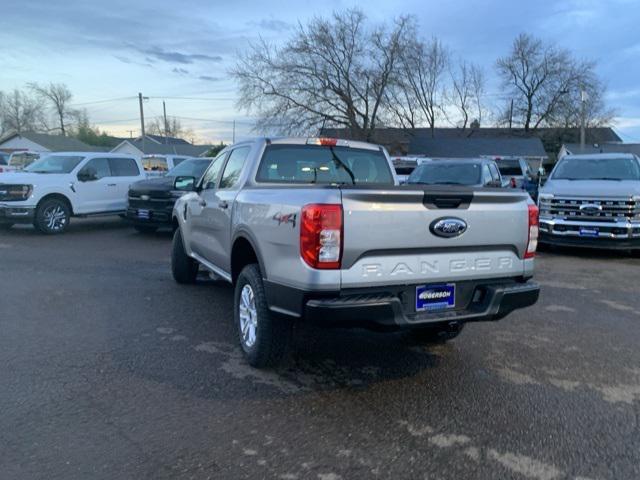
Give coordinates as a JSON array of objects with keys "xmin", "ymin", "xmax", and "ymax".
[
  {"xmin": 0, "ymin": 204, "xmax": 35, "ymax": 224},
  {"xmin": 265, "ymin": 278, "xmax": 539, "ymax": 329}
]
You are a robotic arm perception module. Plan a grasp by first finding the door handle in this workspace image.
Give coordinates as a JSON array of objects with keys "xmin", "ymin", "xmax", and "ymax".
[
  {"xmin": 107, "ymin": 183, "xmax": 117, "ymax": 187},
  {"xmin": 198, "ymin": 199, "xmax": 207, "ymax": 207},
  {"xmin": 218, "ymin": 200, "xmax": 228, "ymax": 209}
]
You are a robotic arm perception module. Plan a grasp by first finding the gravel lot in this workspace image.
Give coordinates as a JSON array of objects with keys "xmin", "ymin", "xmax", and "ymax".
[{"xmin": 1, "ymin": 218, "xmax": 639, "ymax": 480}]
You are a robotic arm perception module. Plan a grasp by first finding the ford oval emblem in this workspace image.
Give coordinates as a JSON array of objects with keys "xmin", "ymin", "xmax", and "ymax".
[{"xmin": 430, "ymin": 217, "xmax": 467, "ymax": 238}]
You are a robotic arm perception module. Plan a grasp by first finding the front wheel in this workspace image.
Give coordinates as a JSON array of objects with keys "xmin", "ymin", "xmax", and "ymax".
[
  {"xmin": 171, "ymin": 229, "xmax": 198, "ymax": 283},
  {"xmin": 34, "ymin": 198, "xmax": 70, "ymax": 234},
  {"xmin": 235, "ymin": 264, "xmax": 292, "ymax": 368}
]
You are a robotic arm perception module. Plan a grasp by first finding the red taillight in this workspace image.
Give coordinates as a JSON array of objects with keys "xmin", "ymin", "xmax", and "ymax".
[
  {"xmin": 300, "ymin": 204, "xmax": 343, "ymax": 269},
  {"xmin": 525, "ymin": 204, "xmax": 539, "ymax": 259},
  {"xmin": 510, "ymin": 177, "xmax": 517, "ymax": 188},
  {"xmin": 319, "ymin": 138, "xmax": 338, "ymax": 147}
]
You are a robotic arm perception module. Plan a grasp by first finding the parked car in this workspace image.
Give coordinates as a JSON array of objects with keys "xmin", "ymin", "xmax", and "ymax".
[
  {"xmin": 407, "ymin": 158, "xmax": 503, "ymax": 187},
  {"xmin": 141, "ymin": 155, "xmax": 193, "ymax": 177},
  {"xmin": 392, "ymin": 156, "xmax": 430, "ymax": 183},
  {"xmin": 170, "ymin": 137, "xmax": 540, "ymax": 367},
  {"xmin": 0, "ymin": 152, "xmax": 145, "ymax": 234},
  {"xmin": 538, "ymin": 153, "xmax": 640, "ymax": 250},
  {"xmin": 0, "ymin": 152, "xmax": 9, "ymax": 173},
  {"xmin": 2, "ymin": 151, "xmax": 41, "ymax": 172},
  {"xmin": 127, "ymin": 157, "xmax": 215, "ymax": 233},
  {"xmin": 493, "ymin": 157, "xmax": 538, "ymax": 199}
]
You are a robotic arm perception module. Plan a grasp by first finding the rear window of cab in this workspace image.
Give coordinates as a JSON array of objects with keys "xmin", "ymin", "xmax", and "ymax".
[{"xmin": 256, "ymin": 144, "xmax": 394, "ymax": 185}]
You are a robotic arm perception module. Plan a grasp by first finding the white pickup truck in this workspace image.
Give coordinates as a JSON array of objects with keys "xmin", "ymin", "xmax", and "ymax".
[
  {"xmin": 171, "ymin": 137, "xmax": 540, "ymax": 367},
  {"xmin": 0, "ymin": 152, "xmax": 145, "ymax": 234}
]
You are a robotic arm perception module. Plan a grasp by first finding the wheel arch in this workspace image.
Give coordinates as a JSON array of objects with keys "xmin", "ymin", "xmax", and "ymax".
[
  {"xmin": 36, "ymin": 193, "xmax": 74, "ymax": 215},
  {"xmin": 231, "ymin": 230, "xmax": 267, "ymax": 285}
]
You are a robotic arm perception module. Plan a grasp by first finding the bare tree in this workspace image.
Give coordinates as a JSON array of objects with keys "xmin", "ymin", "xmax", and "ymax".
[
  {"xmin": 233, "ymin": 9, "xmax": 412, "ymax": 140},
  {"xmin": 449, "ymin": 61, "xmax": 487, "ymax": 130},
  {"xmin": 29, "ymin": 83, "xmax": 77, "ymax": 136},
  {"xmin": 395, "ymin": 37, "xmax": 449, "ymax": 137},
  {"xmin": 0, "ymin": 89, "xmax": 45, "ymax": 134},
  {"xmin": 496, "ymin": 33, "xmax": 605, "ymax": 132},
  {"xmin": 147, "ymin": 116, "xmax": 194, "ymax": 141},
  {"xmin": 552, "ymin": 74, "xmax": 615, "ymax": 129}
]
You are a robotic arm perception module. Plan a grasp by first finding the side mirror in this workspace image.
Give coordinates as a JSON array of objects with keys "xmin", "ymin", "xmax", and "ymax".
[
  {"xmin": 77, "ymin": 168, "xmax": 97, "ymax": 182},
  {"xmin": 174, "ymin": 176, "xmax": 196, "ymax": 191}
]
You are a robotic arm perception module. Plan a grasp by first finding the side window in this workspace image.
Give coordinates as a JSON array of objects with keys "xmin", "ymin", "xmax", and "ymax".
[
  {"xmin": 201, "ymin": 153, "xmax": 227, "ymax": 190},
  {"xmin": 489, "ymin": 163, "xmax": 501, "ymax": 182},
  {"xmin": 109, "ymin": 158, "xmax": 140, "ymax": 177},
  {"xmin": 481, "ymin": 164, "xmax": 493, "ymax": 186},
  {"xmin": 219, "ymin": 147, "xmax": 250, "ymax": 189},
  {"xmin": 173, "ymin": 157, "xmax": 187, "ymax": 167},
  {"xmin": 79, "ymin": 158, "xmax": 111, "ymax": 180}
]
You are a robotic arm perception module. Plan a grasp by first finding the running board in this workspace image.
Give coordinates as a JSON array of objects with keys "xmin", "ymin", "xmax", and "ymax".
[{"xmin": 191, "ymin": 253, "xmax": 232, "ymax": 283}]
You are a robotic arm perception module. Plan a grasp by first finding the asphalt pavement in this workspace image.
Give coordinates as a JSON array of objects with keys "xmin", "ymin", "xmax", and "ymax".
[{"xmin": 1, "ymin": 218, "xmax": 639, "ymax": 480}]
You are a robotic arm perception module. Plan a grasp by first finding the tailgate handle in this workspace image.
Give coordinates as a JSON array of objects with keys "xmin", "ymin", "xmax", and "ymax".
[{"xmin": 423, "ymin": 192, "xmax": 472, "ymax": 209}]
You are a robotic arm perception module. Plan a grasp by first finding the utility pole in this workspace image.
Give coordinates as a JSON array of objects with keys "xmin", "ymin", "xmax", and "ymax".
[
  {"xmin": 127, "ymin": 130, "xmax": 134, "ymax": 139},
  {"xmin": 232, "ymin": 120, "xmax": 236, "ymax": 143},
  {"xmin": 163, "ymin": 100, "xmax": 168, "ymax": 144},
  {"xmin": 579, "ymin": 89, "xmax": 586, "ymax": 152},
  {"xmin": 138, "ymin": 92, "xmax": 146, "ymax": 153},
  {"xmin": 508, "ymin": 99, "xmax": 514, "ymax": 130}
]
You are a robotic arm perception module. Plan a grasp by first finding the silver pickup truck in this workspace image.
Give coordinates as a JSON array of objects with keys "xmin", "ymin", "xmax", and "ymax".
[
  {"xmin": 539, "ymin": 153, "xmax": 640, "ymax": 250},
  {"xmin": 171, "ymin": 137, "xmax": 540, "ymax": 367}
]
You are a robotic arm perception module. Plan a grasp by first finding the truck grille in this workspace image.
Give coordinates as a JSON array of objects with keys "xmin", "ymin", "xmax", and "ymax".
[{"xmin": 539, "ymin": 196, "xmax": 640, "ymax": 222}]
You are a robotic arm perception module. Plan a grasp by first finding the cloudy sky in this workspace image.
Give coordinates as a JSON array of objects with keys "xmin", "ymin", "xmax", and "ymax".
[{"xmin": 2, "ymin": 0, "xmax": 640, "ymax": 143}]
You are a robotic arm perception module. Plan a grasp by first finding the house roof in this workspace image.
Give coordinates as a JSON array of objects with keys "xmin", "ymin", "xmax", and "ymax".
[
  {"xmin": 0, "ymin": 131, "xmax": 105, "ymax": 152},
  {"xmin": 562, "ymin": 143, "xmax": 640, "ymax": 157},
  {"xmin": 139, "ymin": 134, "xmax": 191, "ymax": 145},
  {"xmin": 320, "ymin": 127, "xmax": 621, "ymax": 156},
  {"xmin": 113, "ymin": 139, "xmax": 214, "ymax": 156},
  {"xmin": 408, "ymin": 137, "xmax": 547, "ymax": 159}
]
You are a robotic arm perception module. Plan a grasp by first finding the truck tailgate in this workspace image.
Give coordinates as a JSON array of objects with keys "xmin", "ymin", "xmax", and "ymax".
[{"xmin": 340, "ymin": 186, "xmax": 531, "ymax": 288}]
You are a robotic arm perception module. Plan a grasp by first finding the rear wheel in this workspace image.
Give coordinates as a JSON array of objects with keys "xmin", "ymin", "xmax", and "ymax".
[
  {"xmin": 134, "ymin": 224, "xmax": 158, "ymax": 234},
  {"xmin": 171, "ymin": 229, "xmax": 198, "ymax": 283},
  {"xmin": 235, "ymin": 264, "xmax": 292, "ymax": 368},
  {"xmin": 34, "ymin": 198, "xmax": 70, "ymax": 234}
]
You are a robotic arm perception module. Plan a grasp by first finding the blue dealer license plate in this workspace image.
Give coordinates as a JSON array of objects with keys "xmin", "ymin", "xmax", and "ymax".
[
  {"xmin": 579, "ymin": 227, "xmax": 599, "ymax": 237},
  {"xmin": 416, "ymin": 284, "xmax": 456, "ymax": 312}
]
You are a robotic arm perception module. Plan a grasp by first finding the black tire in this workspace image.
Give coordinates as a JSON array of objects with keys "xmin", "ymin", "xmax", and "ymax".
[
  {"xmin": 408, "ymin": 323, "xmax": 465, "ymax": 344},
  {"xmin": 0, "ymin": 223, "xmax": 13, "ymax": 230},
  {"xmin": 171, "ymin": 229, "xmax": 198, "ymax": 284},
  {"xmin": 235, "ymin": 264, "xmax": 292, "ymax": 368},
  {"xmin": 134, "ymin": 224, "xmax": 158, "ymax": 234},
  {"xmin": 34, "ymin": 198, "xmax": 70, "ymax": 234}
]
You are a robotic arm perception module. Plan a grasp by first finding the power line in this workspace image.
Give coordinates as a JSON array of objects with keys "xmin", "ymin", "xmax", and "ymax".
[
  {"xmin": 70, "ymin": 96, "xmax": 137, "ymax": 107},
  {"xmin": 146, "ymin": 96, "xmax": 235, "ymax": 102}
]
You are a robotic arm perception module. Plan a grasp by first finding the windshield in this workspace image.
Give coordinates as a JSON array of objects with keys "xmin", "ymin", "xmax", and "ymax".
[
  {"xmin": 167, "ymin": 159, "xmax": 212, "ymax": 179},
  {"xmin": 408, "ymin": 162, "xmax": 481, "ymax": 185},
  {"xmin": 24, "ymin": 155, "xmax": 85, "ymax": 174},
  {"xmin": 256, "ymin": 145, "xmax": 394, "ymax": 185},
  {"xmin": 552, "ymin": 157, "xmax": 640, "ymax": 181},
  {"xmin": 496, "ymin": 159, "xmax": 523, "ymax": 177}
]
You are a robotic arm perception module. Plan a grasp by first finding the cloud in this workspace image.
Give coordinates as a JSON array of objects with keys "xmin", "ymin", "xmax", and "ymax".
[
  {"xmin": 248, "ymin": 19, "xmax": 293, "ymax": 32},
  {"xmin": 172, "ymin": 67, "xmax": 189, "ymax": 75},
  {"xmin": 199, "ymin": 75, "xmax": 221, "ymax": 82},
  {"xmin": 133, "ymin": 45, "xmax": 223, "ymax": 64}
]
